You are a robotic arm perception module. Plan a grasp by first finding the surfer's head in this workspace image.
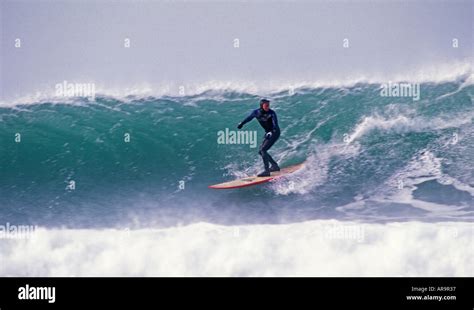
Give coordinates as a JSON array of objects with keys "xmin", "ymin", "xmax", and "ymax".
[{"xmin": 260, "ymin": 99, "xmax": 270, "ymax": 112}]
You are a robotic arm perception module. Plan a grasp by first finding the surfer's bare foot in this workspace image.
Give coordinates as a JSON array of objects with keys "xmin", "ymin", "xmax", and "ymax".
[{"xmin": 257, "ymin": 171, "xmax": 271, "ymax": 177}]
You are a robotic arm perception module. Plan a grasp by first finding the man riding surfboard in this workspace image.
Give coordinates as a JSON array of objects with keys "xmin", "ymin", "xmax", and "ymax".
[{"xmin": 237, "ymin": 99, "xmax": 280, "ymax": 177}]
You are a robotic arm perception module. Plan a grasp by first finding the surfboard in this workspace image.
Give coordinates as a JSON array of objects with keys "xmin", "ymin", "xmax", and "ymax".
[{"xmin": 208, "ymin": 162, "xmax": 305, "ymax": 189}]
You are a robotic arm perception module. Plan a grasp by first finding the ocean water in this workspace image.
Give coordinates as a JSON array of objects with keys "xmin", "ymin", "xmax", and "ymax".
[{"xmin": 1, "ymin": 71, "xmax": 473, "ymax": 276}]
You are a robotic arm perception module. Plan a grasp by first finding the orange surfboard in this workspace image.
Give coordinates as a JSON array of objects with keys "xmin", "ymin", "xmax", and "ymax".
[{"xmin": 208, "ymin": 162, "xmax": 305, "ymax": 189}]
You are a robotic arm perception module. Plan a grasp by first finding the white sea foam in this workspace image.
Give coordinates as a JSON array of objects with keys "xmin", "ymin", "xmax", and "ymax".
[
  {"xmin": 1, "ymin": 61, "xmax": 471, "ymax": 108},
  {"xmin": 0, "ymin": 220, "xmax": 471, "ymax": 277},
  {"xmin": 270, "ymin": 142, "xmax": 360, "ymax": 195},
  {"xmin": 358, "ymin": 149, "xmax": 474, "ymax": 217},
  {"xmin": 345, "ymin": 112, "xmax": 474, "ymax": 144}
]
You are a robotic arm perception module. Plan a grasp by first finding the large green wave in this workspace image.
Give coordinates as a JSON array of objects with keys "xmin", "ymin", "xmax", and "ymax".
[{"xmin": 1, "ymin": 79, "xmax": 472, "ymax": 227}]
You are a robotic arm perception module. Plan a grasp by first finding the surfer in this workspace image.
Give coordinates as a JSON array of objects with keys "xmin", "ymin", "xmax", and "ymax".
[{"xmin": 237, "ymin": 99, "xmax": 280, "ymax": 177}]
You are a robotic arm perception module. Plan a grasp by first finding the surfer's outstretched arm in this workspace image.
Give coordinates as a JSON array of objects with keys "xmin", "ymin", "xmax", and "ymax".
[{"xmin": 237, "ymin": 110, "xmax": 257, "ymax": 129}]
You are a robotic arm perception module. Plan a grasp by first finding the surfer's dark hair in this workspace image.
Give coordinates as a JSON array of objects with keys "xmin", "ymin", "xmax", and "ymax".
[{"xmin": 260, "ymin": 99, "xmax": 270, "ymax": 107}]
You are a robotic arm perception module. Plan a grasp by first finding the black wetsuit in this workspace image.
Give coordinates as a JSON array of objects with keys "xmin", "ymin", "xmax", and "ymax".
[{"xmin": 239, "ymin": 108, "xmax": 280, "ymax": 172}]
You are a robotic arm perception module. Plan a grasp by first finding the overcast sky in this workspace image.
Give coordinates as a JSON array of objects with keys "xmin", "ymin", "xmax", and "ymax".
[{"xmin": 1, "ymin": 0, "xmax": 472, "ymax": 99}]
